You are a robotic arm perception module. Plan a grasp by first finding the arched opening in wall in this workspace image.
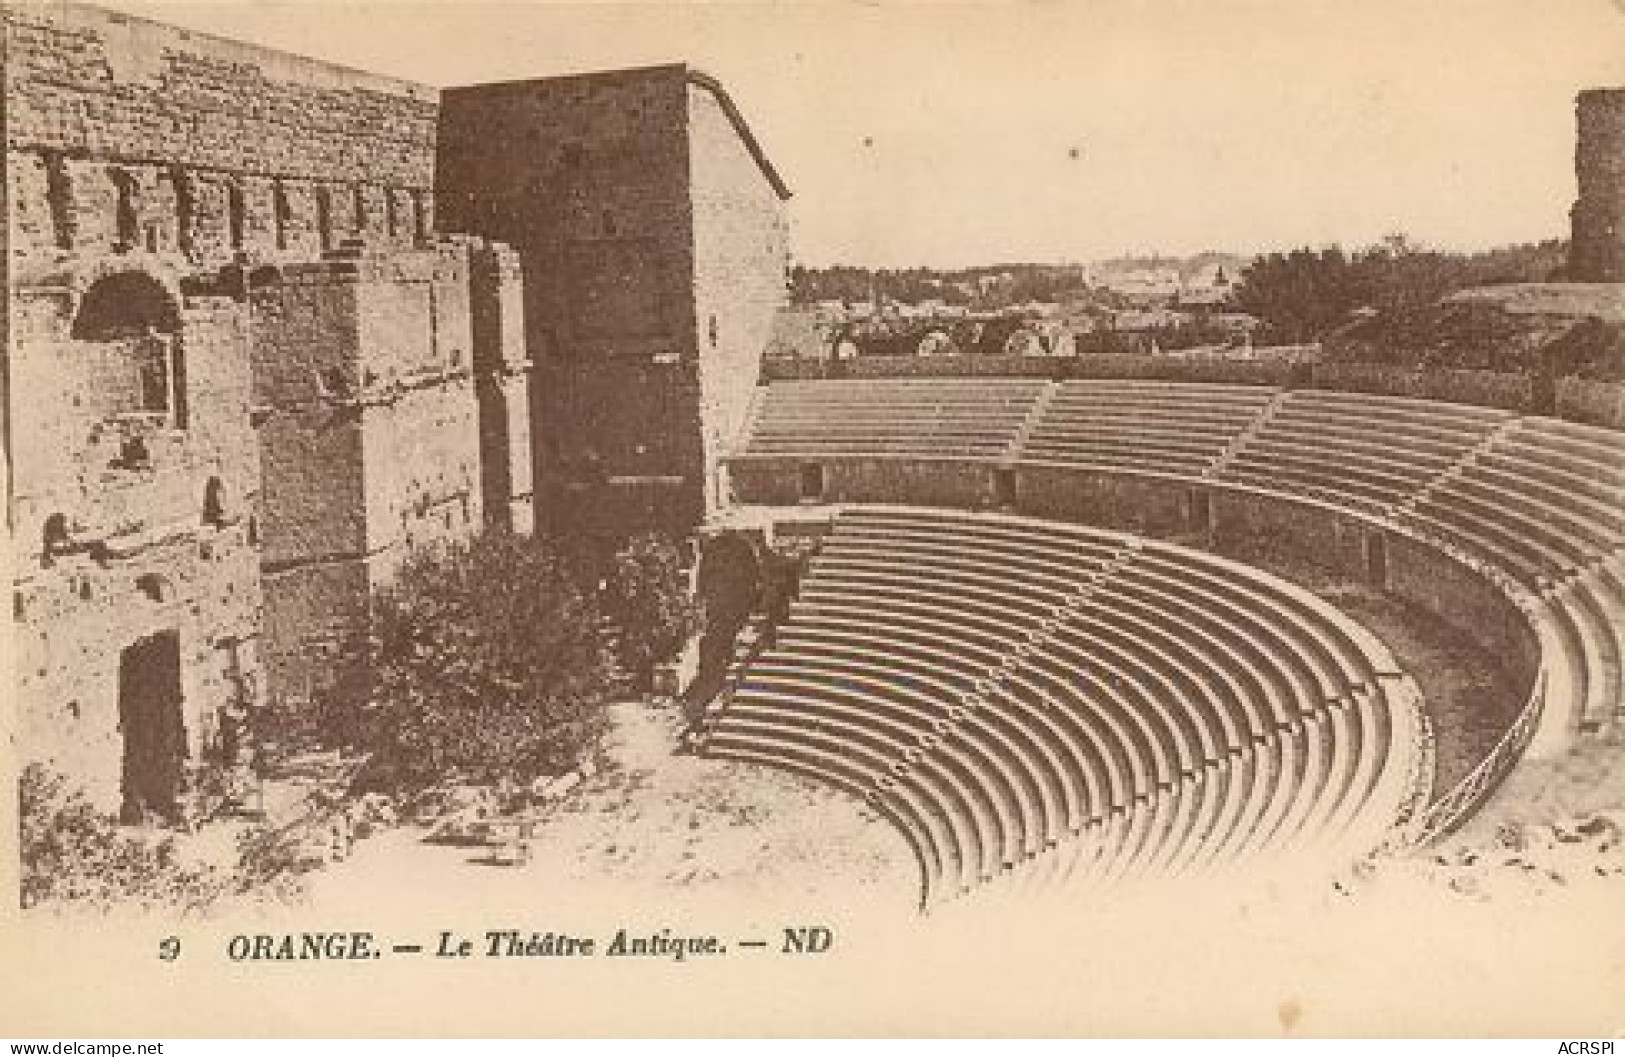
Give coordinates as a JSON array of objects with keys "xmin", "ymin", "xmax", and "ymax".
[
  {"xmin": 135, "ymin": 572, "xmax": 172, "ymax": 602},
  {"xmin": 917, "ymin": 329, "xmax": 953, "ymax": 357},
  {"xmin": 72, "ymin": 271, "xmax": 187, "ymax": 428},
  {"xmin": 202, "ymin": 477, "xmax": 227, "ymax": 528},
  {"xmin": 386, "ymin": 190, "xmax": 400, "ymax": 239},
  {"xmin": 74, "ymin": 271, "xmax": 178, "ymax": 339},
  {"xmin": 227, "ymin": 182, "xmax": 246, "ymax": 251},
  {"xmin": 352, "ymin": 185, "xmax": 367, "ymax": 234}
]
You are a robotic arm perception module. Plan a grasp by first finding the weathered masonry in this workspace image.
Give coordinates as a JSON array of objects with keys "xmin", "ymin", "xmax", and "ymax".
[
  {"xmin": 1571, "ymin": 88, "xmax": 1625, "ymax": 282},
  {"xmin": 9, "ymin": 4, "xmax": 793, "ymax": 816},
  {"xmin": 438, "ymin": 65, "xmax": 792, "ymax": 538}
]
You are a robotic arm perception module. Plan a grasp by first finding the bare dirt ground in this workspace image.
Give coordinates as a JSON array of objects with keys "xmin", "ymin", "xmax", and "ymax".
[
  {"xmin": 1366, "ymin": 730, "xmax": 1625, "ymax": 903},
  {"xmin": 298, "ymin": 701, "xmax": 918, "ymax": 920},
  {"xmin": 1314, "ymin": 583, "xmax": 1520, "ymax": 795},
  {"xmin": 289, "ymin": 586, "xmax": 1616, "ymax": 920}
]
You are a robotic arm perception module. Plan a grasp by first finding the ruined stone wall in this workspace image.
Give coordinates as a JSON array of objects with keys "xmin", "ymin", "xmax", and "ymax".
[
  {"xmin": 249, "ymin": 243, "xmax": 485, "ymax": 704},
  {"xmin": 439, "ymin": 67, "xmax": 699, "ymax": 535},
  {"xmin": 11, "ymin": 289, "xmax": 254, "ymax": 549},
  {"xmin": 688, "ymin": 83, "xmax": 790, "ymax": 518},
  {"xmin": 438, "ymin": 67, "xmax": 693, "ymax": 365},
  {"xmin": 8, "ymin": 5, "xmax": 785, "ymax": 798},
  {"xmin": 11, "ymin": 283, "xmax": 261, "ymax": 812},
  {"xmin": 439, "ymin": 66, "xmax": 789, "ymax": 535},
  {"xmin": 15, "ymin": 524, "xmax": 261, "ymax": 813},
  {"xmin": 1570, "ymin": 88, "xmax": 1625, "ymax": 282},
  {"xmin": 353, "ymin": 244, "xmax": 483, "ymax": 571},
  {"xmin": 5, "ymin": 0, "xmax": 444, "ymax": 767},
  {"xmin": 533, "ymin": 361, "xmax": 698, "ymax": 480},
  {"xmin": 470, "ymin": 242, "xmax": 534, "ymax": 533},
  {"xmin": 5, "ymin": 4, "xmax": 437, "ymax": 272},
  {"xmin": 248, "ymin": 266, "xmax": 368, "ymax": 568},
  {"xmin": 260, "ymin": 559, "xmax": 369, "ymax": 712}
]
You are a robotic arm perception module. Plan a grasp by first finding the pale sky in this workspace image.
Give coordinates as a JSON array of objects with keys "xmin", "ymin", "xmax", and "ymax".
[{"xmin": 95, "ymin": 0, "xmax": 1625, "ymax": 267}]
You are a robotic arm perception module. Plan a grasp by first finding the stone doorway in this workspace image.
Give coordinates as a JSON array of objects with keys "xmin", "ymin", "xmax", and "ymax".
[
  {"xmin": 117, "ymin": 630, "xmax": 185, "ymax": 824},
  {"xmin": 1365, "ymin": 530, "xmax": 1389, "ymax": 588},
  {"xmin": 994, "ymin": 467, "xmax": 1018, "ymax": 509}
]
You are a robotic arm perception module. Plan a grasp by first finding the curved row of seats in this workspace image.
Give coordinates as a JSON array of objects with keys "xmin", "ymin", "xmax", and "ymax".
[
  {"xmin": 1022, "ymin": 380, "xmax": 1278, "ymax": 477},
  {"xmin": 1543, "ymin": 558, "xmax": 1625, "ymax": 731},
  {"xmin": 741, "ymin": 377, "xmax": 1048, "ymax": 459},
  {"xmin": 739, "ymin": 379, "xmax": 1622, "ymax": 588},
  {"xmin": 732, "ymin": 378, "xmax": 1625, "ymax": 732},
  {"xmin": 1218, "ymin": 390, "xmax": 1511, "ymax": 518},
  {"xmin": 702, "ymin": 507, "xmax": 1415, "ymax": 907},
  {"xmin": 1402, "ymin": 416, "xmax": 1625, "ymax": 590}
]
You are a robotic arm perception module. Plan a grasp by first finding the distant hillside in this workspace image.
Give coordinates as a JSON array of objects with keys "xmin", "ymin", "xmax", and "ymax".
[
  {"xmin": 789, "ymin": 263, "xmax": 1090, "ymax": 308},
  {"xmin": 789, "ymin": 253, "xmax": 1253, "ymax": 308},
  {"xmin": 1090, "ymin": 252, "xmax": 1253, "ymax": 283}
]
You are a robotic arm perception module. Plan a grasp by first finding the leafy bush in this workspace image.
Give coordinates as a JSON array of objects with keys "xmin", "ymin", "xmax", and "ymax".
[
  {"xmin": 19, "ymin": 762, "xmax": 313, "ymax": 913},
  {"xmin": 352, "ymin": 531, "xmax": 618, "ymax": 795},
  {"xmin": 601, "ymin": 533, "xmax": 702, "ymax": 690},
  {"xmin": 21, "ymin": 763, "xmax": 215, "ymax": 911}
]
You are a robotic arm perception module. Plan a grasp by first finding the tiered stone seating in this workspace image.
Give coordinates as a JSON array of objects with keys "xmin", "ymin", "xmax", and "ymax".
[
  {"xmin": 739, "ymin": 378, "xmax": 1048, "ymax": 458},
  {"xmin": 1542, "ymin": 558, "xmax": 1625, "ymax": 730},
  {"xmin": 1217, "ymin": 390, "xmax": 1511, "ymax": 516},
  {"xmin": 1021, "ymin": 380, "xmax": 1277, "ymax": 477},
  {"xmin": 721, "ymin": 377, "xmax": 1625, "ymax": 880},
  {"xmin": 1402, "ymin": 417, "xmax": 1625, "ymax": 589},
  {"xmin": 703, "ymin": 507, "xmax": 1410, "ymax": 906}
]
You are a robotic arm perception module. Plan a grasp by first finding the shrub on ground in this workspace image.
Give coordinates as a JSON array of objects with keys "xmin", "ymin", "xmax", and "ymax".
[{"xmin": 350, "ymin": 531, "xmax": 619, "ymax": 796}]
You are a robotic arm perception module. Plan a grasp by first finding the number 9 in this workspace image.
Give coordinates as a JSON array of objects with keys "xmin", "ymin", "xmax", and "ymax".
[{"xmin": 158, "ymin": 936, "xmax": 181, "ymax": 962}]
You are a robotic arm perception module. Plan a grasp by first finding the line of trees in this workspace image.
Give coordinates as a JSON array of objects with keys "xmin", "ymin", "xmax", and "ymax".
[
  {"xmin": 789, "ymin": 263, "xmax": 1093, "ymax": 309},
  {"xmin": 1232, "ymin": 236, "xmax": 1568, "ymax": 344}
]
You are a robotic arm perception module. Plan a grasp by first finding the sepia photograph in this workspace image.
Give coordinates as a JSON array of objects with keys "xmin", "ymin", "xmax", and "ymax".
[{"xmin": 2, "ymin": 0, "xmax": 1624, "ymax": 1039}]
